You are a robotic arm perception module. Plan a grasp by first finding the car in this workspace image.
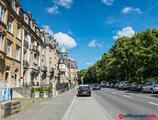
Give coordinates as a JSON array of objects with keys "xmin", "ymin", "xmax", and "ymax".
[
  {"xmin": 118, "ymin": 81, "xmax": 129, "ymax": 90},
  {"xmin": 136, "ymin": 84, "xmax": 143, "ymax": 91},
  {"xmin": 110, "ymin": 83, "xmax": 115, "ymax": 88},
  {"xmin": 106, "ymin": 82, "xmax": 111, "ymax": 88},
  {"xmin": 142, "ymin": 81, "xmax": 158, "ymax": 94},
  {"xmin": 114, "ymin": 82, "xmax": 119, "ymax": 88},
  {"xmin": 129, "ymin": 82, "xmax": 138, "ymax": 91},
  {"xmin": 92, "ymin": 83, "xmax": 101, "ymax": 90},
  {"xmin": 77, "ymin": 85, "xmax": 91, "ymax": 96},
  {"xmin": 101, "ymin": 81, "xmax": 106, "ymax": 87}
]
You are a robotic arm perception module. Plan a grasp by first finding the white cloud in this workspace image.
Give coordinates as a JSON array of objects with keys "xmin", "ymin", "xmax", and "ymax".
[
  {"xmin": 47, "ymin": 5, "xmax": 58, "ymax": 14},
  {"xmin": 88, "ymin": 39, "xmax": 102, "ymax": 48},
  {"xmin": 54, "ymin": 32, "xmax": 77, "ymax": 49},
  {"xmin": 121, "ymin": 7, "xmax": 142, "ymax": 14},
  {"xmin": 113, "ymin": 26, "xmax": 135, "ymax": 39},
  {"xmin": 101, "ymin": 0, "xmax": 114, "ymax": 6},
  {"xmin": 42, "ymin": 25, "xmax": 54, "ymax": 35},
  {"xmin": 86, "ymin": 62, "xmax": 94, "ymax": 67},
  {"xmin": 53, "ymin": 0, "xmax": 73, "ymax": 9}
]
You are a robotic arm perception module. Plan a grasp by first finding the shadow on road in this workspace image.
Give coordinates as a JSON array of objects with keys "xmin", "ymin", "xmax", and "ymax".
[{"xmin": 151, "ymin": 94, "xmax": 158, "ymax": 98}]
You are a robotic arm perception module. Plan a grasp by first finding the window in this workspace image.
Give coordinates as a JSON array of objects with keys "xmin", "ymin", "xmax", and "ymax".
[
  {"xmin": 24, "ymin": 15, "xmax": 29, "ymax": 24},
  {"xmin": 16, "ymin": 25, "xmax": 21, "ymax": 38},
  {"xmin": 11, "ymin": 0, "xmax": 19, "ymax": 15},
  {"xmin": 0, "ymin": 4, "xmax": 5, "ymax": 22},
  {"xmin": 24, "ymin": 51, "xmax": 27, "ymax": 61},
  {"xmin": 14, "ymin": 74, "xmax": 17, "ymax": 86},
  {"xmin": 16, "ymin": 45, "xmax": 20, "ymax": 60},
  {"xmin": 7, "ymin": 17, "xmax": 14, "ymax": 33},
  {"xmin": 5, "ymin": 71, "xmax": 9, "ymax": 83},
  {"xmin": 6, "ymin": 40, "xmax": 12, "ymax": 57}
]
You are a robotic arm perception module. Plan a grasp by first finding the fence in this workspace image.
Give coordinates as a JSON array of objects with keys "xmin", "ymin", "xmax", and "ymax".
[{"xmin": 0, "ymin": 82, "xmax": 12, "ymax": 102}]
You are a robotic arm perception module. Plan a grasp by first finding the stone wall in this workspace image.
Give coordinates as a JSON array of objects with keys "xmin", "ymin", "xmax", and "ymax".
[{"xmin": 0, "ymin": 100, "xmax": 20, "ymax": 119}]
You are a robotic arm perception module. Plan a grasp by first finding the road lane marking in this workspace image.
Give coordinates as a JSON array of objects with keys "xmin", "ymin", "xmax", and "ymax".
[
  {"xmin": 123, "ymin": 95, "xmax": 133, "ymax": 99},
  {"xmin": 148, "ymin": 102, "xmax": 158, "ymax": 106},
  {"xmin": 61, "ymin": 95, "xmax": 77, "ymax": 120}
]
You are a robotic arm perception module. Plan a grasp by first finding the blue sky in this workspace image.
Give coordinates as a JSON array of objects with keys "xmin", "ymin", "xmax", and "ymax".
[{"xmin": 20, "ymin": 0, "xmax": 158, "ymax": 70}]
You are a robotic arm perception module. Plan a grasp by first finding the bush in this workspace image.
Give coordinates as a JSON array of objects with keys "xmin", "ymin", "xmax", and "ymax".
[
  {"xmin": 40, "ymin": 87, "xmax": 44, "ymax": 93},
  {"xmin": 31, "ymin": 88, "xmax": 34, "ymax": 93},
  {"xmin": 47, "ymin": 86, "xmax": 52, "ymax": 93}
]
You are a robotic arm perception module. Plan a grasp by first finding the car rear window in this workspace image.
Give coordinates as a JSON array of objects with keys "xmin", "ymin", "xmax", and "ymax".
[{"xmin": 79, "ymin": 86, "xmax": 90, "ymax": 90}]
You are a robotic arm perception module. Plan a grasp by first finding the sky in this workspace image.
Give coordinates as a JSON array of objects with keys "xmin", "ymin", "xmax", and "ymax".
[{"xmin": 20, "ymin": 0, "xmax": 158, "ymax": 70}]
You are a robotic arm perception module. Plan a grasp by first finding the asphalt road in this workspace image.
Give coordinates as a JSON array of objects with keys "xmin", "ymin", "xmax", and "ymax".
[{"xmin": 93, "ymin": 88, "xmax": 158, "ymax": 120}]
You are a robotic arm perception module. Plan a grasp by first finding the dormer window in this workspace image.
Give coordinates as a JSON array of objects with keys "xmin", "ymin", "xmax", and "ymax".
[
  {"xmin": 11, "ymin": 0, "xmax": 20, "ymax": 15},
  {"xmin": 24, "ymin": 15, "xmax": 29, "ymax": 24}
]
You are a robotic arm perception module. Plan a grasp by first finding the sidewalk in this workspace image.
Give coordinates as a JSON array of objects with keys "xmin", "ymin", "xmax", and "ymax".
[
  {"xmin": 5, "ymin": 89, "xmax": 76, "ymax": 120},
  {"xmin": 62, "ymin": 95, "xmax": 114, "ymax": 120}
]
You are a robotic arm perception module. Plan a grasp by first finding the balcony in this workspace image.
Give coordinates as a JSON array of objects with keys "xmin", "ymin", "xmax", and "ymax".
[{"xmin": 41, "ymin": 65, "xmax": 47, "ymax": 72}]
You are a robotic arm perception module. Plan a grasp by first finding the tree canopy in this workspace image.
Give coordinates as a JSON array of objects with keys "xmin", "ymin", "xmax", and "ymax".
[{"xmin": 80, "ymin": 28, "xmax": 158, "ymax": 84}]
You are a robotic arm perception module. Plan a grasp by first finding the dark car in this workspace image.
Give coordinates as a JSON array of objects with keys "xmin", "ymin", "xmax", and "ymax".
[
  {"xmin": 129, "ymin": 82, "xmax": 138, "ymax": 91},
  {"xmin": 92, "ymin": 83, "xmax": 101, "ymax": 90},
  {"xmin": 77, "ymin": 85, "xmax": 91, "ymax": 96},
  {"xmin": 136, "ymin": 84, "xmax": 143, "ymax": 91}
]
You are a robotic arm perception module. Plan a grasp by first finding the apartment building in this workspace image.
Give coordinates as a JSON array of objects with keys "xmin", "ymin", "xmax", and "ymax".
[
  {"xmin": 59, "ymin": 47, "xmax": 78, "ymax": 85},
  {"xmin": 0, "ymin": 0, "xmax": 77, "ymax": 97},
  {"xmin": 0, "ymin": 0, "xmax": 22, "ymax": 87}
]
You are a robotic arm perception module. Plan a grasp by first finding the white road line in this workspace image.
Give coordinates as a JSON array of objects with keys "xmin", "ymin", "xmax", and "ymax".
[
  {"xmin": 123, "ymin": 95, "xmax": 133, "ymax": 99},
  {"xmin": 148, "ymin": 102, "xmax": 158, "ymax": 106}
]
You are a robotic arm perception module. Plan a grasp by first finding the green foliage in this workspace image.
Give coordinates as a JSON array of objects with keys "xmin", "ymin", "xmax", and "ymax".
[
  {"xmin": 39, "ymin": 87, "xmax": 44, "ymax": 93},
  {"xmin": 47, "ymin": 86, "xmax": 52, "ymax": 93},
  {"xmin": 31, "ymin": 88, "xmax": 34, "ymax": 93},
  {"xmin": 83, "ymin": 28, "xmax": 158, "ymax": 83}
]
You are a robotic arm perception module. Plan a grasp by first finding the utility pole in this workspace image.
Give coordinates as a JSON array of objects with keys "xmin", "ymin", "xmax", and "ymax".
[{"xmin": 81, "ymin": 76, "xmax": 84, "ymax": 85}]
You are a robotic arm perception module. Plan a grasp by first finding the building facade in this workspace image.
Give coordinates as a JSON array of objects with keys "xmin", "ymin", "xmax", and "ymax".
[
  {"xmin": 0, "ymin": 0, "xmax": 77, "ymax": 97},
  {"xmin": 59, "ymin": 47, "xmax": 78, "ymax": 85}
]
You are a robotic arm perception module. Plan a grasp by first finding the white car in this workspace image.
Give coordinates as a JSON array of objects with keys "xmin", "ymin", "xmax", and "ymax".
[{"xmin": 142, "ymin": 81, "xmax": 158, "ymax": 94}]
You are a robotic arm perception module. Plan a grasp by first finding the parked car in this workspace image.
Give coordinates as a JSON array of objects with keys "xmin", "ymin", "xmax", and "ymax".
[
  {"xmin": 77, "ymin": 85, "xmax": 91, "ymax": 96},
  {"xmin": 129, "ymin": 82, "xmax": 138, "ymax": 91},
  {"xmin": 142, "ymin": 81, "xmax": 158, "ymax": 94},
  {"xmin": 118, "ymin": 81, "xmax": 129, "ymax": 90},
  {"xmin": 114, "ymin": 82, "xmax": 119, "ymax": 88},
  {"xmin": 92, "ymin": 83, "xmax": 101, "ymax": 90},
  {"xmin": 110, "ymin": 83, "xmax": 115, "ymax": 88},
  {"xmin": 106, "ymin": 82, "xmax": 111, "ymax": 88},
  {"xmin": 101, "ymin": 81, "xmax": 106, "ymax": 87},
  {"xmin": 136, "ymin": 84, "xmax": 143, "ymax": 91}
]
